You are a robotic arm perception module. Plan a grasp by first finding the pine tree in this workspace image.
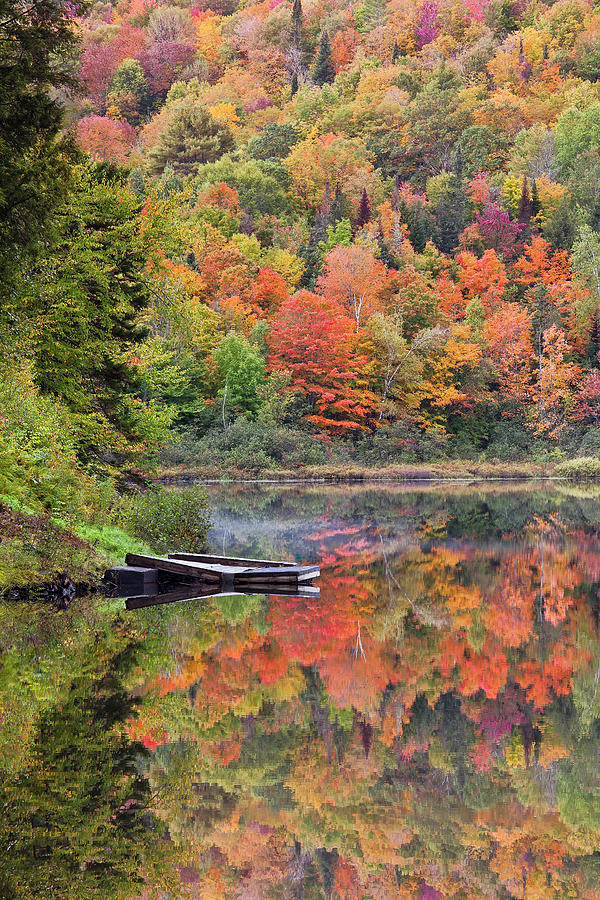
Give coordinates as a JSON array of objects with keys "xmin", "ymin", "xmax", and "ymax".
[
  {"xmin": 588, "ymin": 309, "xmax": 600, "ymax": 365},
  {"xmin": 331, "ymin": 182, "xmax": 346, "ymax": 223},
  {"xmin": 436, "ymin": 174, "xmax": 466, "ymax": 254},
  {"xmin": 531, "ymin": 179, "xmax": 541, "ymax": 220},
  {"xmin": 355, "ymin": 187, "xmax": 371, "ymax": 230},
  {"xmin": 518, "ymin": 175, "xmax": 532, "ymax": 225},
  {"xmin": 312, "ymin": 31, "xmax": 335, "ymax": 85},
  {"xmin": 391, "ymin": 41, "xmax": 400, "ymax": 63},
  {"xmin": 148, "ymin": 103, "xmax": 235, "ymax": 176},
  {"xmin": 299, "ymin": 207, "xmax": 328, "ymax": 287},
  {"xmin": 291, "ymin": 0, "xmax": 303, "ymax": 50}
]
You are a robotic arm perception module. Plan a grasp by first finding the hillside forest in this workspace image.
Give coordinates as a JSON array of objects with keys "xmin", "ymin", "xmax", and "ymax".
[{"xmin": 7, "ymin": 0, "xmax": 600, "ymax": 560}]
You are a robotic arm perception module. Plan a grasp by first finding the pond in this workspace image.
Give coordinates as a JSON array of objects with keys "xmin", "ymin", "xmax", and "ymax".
[{"xmin": 2, "ymin": 482, "xmax": 600, "ymax": 898}]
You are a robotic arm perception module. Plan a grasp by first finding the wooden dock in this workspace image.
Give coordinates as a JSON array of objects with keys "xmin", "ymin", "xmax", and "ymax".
[
  {"xmin": 107, "ymin": 552, "xmax": 320, "ymax": 601},
  {"xmin": 125, "ymin": 583, "xmax": 320, "ymax": 610}
]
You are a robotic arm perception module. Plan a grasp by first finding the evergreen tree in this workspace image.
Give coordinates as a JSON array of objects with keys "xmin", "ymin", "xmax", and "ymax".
[
  {"xmin": 587, "ymin": 309, "xmax": 600, "ymax": 365},
  {"xmin": 531, "ymin": 179, "xmax": 541, "ymax": 220},
  {"xmin": 518, "ymin": 174, "xmax": 532, "ymax": 225},
  {"xmin": 148, "ymin": 102, "xmax": 235, "ymax": 177},
  {"xmin": 0, "ymin": 0, "xmax": 83, "ymax": 286},
  {"xmin": 300, "ymin": 208, "xmax": 328, "ymax": 287},
  {"xmin": 291, "ymin": 0, "xmax": 303, "ymax": 50},
  {"xmin": 0, "ymin": 643, "xmax": 173, "ymax": 899},
  {"xmin": 355, "ymin": 187, "xmax": 371, "ymax": 229},
  {"xmin": 436, "ymin": 174, "xmax": 466, "ymax": 254},
  {"xmin": 312, "ymin": 31, "xmax": 335, "ymax": 86},
  {"xmin": 391, "ymin": 40, "xmax": 400, "ymax": 63},
  {"xmin": 23, "ymin": 164, "xmax": 159, "ymax": 464},
  {"xmin": 330, "ymin": 182, "xmax": 346, "ymax": 223}
]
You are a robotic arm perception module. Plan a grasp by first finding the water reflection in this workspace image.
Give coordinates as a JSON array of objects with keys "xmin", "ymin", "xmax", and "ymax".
[{"xmin": 3, "ymin": 484, "xmax": 600, "ymax": 898}]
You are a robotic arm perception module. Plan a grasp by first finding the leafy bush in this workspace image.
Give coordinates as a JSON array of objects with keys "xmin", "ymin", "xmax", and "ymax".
[
  {"xmin": 555, "ymin": 457, "xmax": 600, "ymax": 479},
  {"xmin": 355, "ymin": 422, "xmax": 449, "ymax": 464},
  {"xmin": 162, "ymin": 419, "xmax": 330, "ymax": 472},
  {"xmin": 125, "ymin": 486, "xmax": 212, "ymax": 554},
  {"xmin": 579, "ymin": 428, "xmax": 600, "ymax": 458}
]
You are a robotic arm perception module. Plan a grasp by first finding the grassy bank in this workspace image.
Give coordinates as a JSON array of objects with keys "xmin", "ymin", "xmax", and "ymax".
[
  {"xmin": 0, "ymin": 500, "xmax": 152, "ymax": 591},
  {"xmin": 158, "ymin": 459, "xmax": 557, "ymax": 483}
]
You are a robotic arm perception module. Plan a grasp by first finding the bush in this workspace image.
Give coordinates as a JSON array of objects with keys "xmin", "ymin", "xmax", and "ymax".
[
  {"xmin": 162, "ymin": 419, "xmax": 330, "ymax": 472},
  {"xmin": 579, "ymin": 428, "xmax": 600, "ymax": 458},
  {"xmin": 554, "ymin": 457, "xmax": 600, "ymax": 480},
  {"xmin": 355, "ymin": 422, "xmax": 449, "ymax": 464},
  {"xmin": 125, "ymin": 486, "xmax": 212, "ymax": 554}
]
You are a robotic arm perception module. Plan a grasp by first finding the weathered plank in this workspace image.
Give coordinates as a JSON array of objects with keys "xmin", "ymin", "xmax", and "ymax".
[
  {"xmin": 125, "ymin": 583, "xmax": 321, "ymax": 610},
  {"xmin": 234, "ymin": 565, "xmax": 320, "ymax": 583},
  {"xmin": 125, "ymin": 553, "xmax": 221, "ymax": 582},
  {"xmin": 169, "ymin": 552, "xmax": 292, "ymax": 568}
]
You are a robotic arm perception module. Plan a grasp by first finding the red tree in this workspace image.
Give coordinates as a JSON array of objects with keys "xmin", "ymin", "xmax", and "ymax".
[{"xmin": 267, "ymin": 291, "xmax": 375, "ymax": 432}]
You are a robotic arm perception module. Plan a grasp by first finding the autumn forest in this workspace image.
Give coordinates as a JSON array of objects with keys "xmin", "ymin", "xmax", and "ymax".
[{"xmin": 8, "ymin": 0, "xmax": 600, "ymax": 490}]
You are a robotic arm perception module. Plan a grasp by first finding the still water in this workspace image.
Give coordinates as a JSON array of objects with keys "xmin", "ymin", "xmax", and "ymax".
[{"xmin": 2, "ymin": 482, "xmax": 600, "ymax": 898}]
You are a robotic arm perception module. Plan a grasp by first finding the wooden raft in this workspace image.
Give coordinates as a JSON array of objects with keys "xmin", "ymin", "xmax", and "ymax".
[{"xmin": 121, "ymin": 552, "xmax": 320, "ymax": 592}]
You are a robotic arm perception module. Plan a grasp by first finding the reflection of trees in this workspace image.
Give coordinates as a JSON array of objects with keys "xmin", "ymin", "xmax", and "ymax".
[
  {"xmin": 0, "ymin": 641, "xmax": 175, "ymax": 900},
  {"xmin": 146, "ymin": 509, "xmax": 600, "ymax": 896},
  {"xmin": 10, "ymin": 498, "xmax": 594, "ymax": 898}
]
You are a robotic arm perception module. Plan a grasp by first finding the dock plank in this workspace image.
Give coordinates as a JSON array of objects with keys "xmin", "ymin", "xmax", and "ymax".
[
  {"xmin": 169, "ymin": 553, "xmax": 292, "ymax": 568},
  {"xmin": 125, "ymin": 553, "xmax": 222, "ymax": 581}
]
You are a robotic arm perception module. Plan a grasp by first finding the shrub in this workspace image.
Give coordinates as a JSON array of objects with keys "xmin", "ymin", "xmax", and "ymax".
[
  {"xmin": 125, "ymin": 486, "xmax": 212, "ymax": 554},
  {"xmin": 162, "ymin": 420, "xmax": 330, "ymax": 472},
  {"xmin": 579, "ymin": 428, "xmax": 600, "ymax": 458},
  {"xmin": 554, "ymin": 457, "xmax": 600, "ymax": 479}
]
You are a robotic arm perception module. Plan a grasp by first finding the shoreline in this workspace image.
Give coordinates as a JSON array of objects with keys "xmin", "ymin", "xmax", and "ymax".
[{"xmin": 156, "ymin": 461, "xmax": 558, "ymax": 484}]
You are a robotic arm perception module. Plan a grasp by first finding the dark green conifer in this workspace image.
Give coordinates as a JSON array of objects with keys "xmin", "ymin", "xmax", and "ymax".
[
  {"xmin": 531, "ymin": 179, "xmax": 541, "ymax": 219},
  {"xmin": 312, "ymin": 31, "xmax": 335, "ymax": 85},
  {"xmin": 518, "ymin": 174, "xmax": 532, "ymax": 224},
  {"xmin": 331, "ymin": 182, "xmax": 346, "ymax": 223},
  {"xmin": 355, "ymin": 187, "xmax": 371, "ymax": 229}
]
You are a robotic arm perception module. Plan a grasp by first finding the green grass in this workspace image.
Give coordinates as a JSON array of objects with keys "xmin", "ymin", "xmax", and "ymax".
[{"xmin": 72, "ymin": 524, "xmax": 153, "ymax": 565}]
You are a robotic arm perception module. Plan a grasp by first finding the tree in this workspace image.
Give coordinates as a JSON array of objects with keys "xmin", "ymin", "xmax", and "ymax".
[
  {"xmin": 19, "ymin": 164, "xmax": 165, "ymax": 466},
  {"xmin": 148, "ymin": 103, "xmax": 235, "ymax": 176},
  {"xmin": 211, "ymin": 333, "xmax": 266, "ymax": 425},
  {"xmin": 139, "ymin": 41, "xmax": 197, "ymax": 103},
  {"xmin": 0, "ymin": 643, "xmax": 175, "ymax": 899},
  {"xmin": 483, "ymin": 303, "xmax": 534, "ymax": 410},
  {"xmin": 107, "ymin": 58, "xmax": 149, "ymax": 125},
  {"xmin": 318, "ymin": 244, "xmax": 388, "ymax": 331},
  {"xmin": 370, "ymin": 313, "xmax": 444, "ymax": 422},
  {"xmin": 518, "ymin": 175, "xmax": 532, "ymax": 225},
  {"xmin": 533, "ymin": 325, "xmax": 579, "ymax": 435},
  {"xmin": 355, "ymin": 188, "xmax": 371, "ymax": 230},
  {"xmin": 312, "ymin": 31, "xmax": 335, "ymax": 86},
  {"xmin": 0, "ymin": 0, "xmax": 82, "ymax": 284},
  {"xmin": 77, "ymin": 116, "xmax": 136, "ymax": 164},
  {"xmin": 267, "ymin": 291, "xmax": 375, "ymax": 432}
]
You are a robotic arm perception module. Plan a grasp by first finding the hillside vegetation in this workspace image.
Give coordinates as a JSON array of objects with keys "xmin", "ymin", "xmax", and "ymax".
[
  {"xmin": 4, "ymin": 0, "xmax": 600, "ymax": 551},
  {"xmin": 68, "ymin": 0, "xmax": 600, "ymax": 467}
]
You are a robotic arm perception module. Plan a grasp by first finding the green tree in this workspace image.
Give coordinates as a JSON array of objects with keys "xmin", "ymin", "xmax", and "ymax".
[
  {"xmin": 0, "ymin": 0, "xmax": 82, "ymax": 286},
  {"xmin": 17, "ymin": 164, "xmax": 166, "ymax": 467},
  {"xmin": 148, "ymin": 103, "xmax": 235, "ymax": 177},
  {"xmin": 107, "ymin": 58, "xmax": 149, "ymax": 125},
  {"xmin": 247, "ymin": 123, "xmax": 299, "ymax": 160},
  {"xmin": 212, "ymin": 333, "xmax": 266, "ymax": 425},
  {"xmin": 312, "ymin": 31, "xmax": 335, "ymax": 86},
  {"xmin": 0, "ymin": 642, "xmax": 175, "ymax": 899}
]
